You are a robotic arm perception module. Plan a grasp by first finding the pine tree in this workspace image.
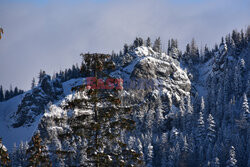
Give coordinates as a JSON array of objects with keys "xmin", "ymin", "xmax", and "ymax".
[
  {"xmin": 19, "ymin": 141, "xmax": 29, "ymax": 166},
  {"xmin": 179, "ymin": 136, "xmax": 192, "ymax": 167},
  {"xmin": 18, "ymin": 89, "xmax": 24, "ymax": 95},
  {"xmin": 160, "ymin": 133, "xmax": 168, "ymax": 167},
  {"xmin": 242, "ymin": 93, "xmax": 249, "ymax": 121},
  {"xmin": 146, "ymin": 143, "xmax": 153, "ymax": 167},
  {"xmin": 167, "ymin": 40, "xmax": 171, "ymax": 55},
  {"xmin": 123, "ymin": 44, "xmax": 129, "ymax": 54},
  {"xmin": 236, "ymin": 93, "xmax": 249, "ymax": 133},
  {"xmin": 31, "ymin": 78, "xmax": 36, "ymax": 89},
  {"xmin": 211, "ymin": 157, "xmax": 220, "ymax": 167},
  {"xmin": 26, "ymin": 133, "xmax": 52, "ymax": 167},
  {"xmin": 224, "ymin": 68, "xmax": 231, "ymax": 105},
  {"xmin": 4, "ymin": 90, "xmax": 10, "ymax": 101},
  {"xmin": 146, "ymin": 37, "xmax": 151, "ymax": 47},
  {"xmin": 226, "ymin": 146, "xmax": 237, "ymax": 167},
  {"xmin": 38, "ymin": 70, "xmax": 46, "ymax": 84},
  {"xmin": 197, "ymin": 110, "xmax": 205, "ymax": 143},
  {"xmin": 221, "ymin": 37, "xmax": 224, "ymax": 45},
  {"xmin": 13, "ymin": 86, "xmax": 18, "ymax": 96},
  {"xmin": 0, "ymin": 85, "xmax": 4, "ymax": 102},
  {"xmin": 9, "ymin": 85, "xmax": 13, "ymax": 99},
  {"xmin": 201, "ymin": 96, "xmax": 205, "ymax": 113},
  {"xmin": 246, "ymin": 25, "xmax": 250, "ymax": 42},
  {"xmin": 11, "ymin": 141, "xmax": 29, "ymax": 166},
  {"xmin": 168, "ymin": 39, "xmax": 180, "ymax": 59},
  {"xmin": 133, "ymin": 37, "xmax": 144, "ymax": 48},
  {"xmin": 184, "ymin": 96, "xmax": 193, "ymax": 134},
  {"xmin": 153, "ymin": 37, "xmax": 161, "ymax": 53},
  {"xmin": 186, "ymin": 43, "xmax": 190, "ymax": 54},
  {"xmin": 236, "ymin": 59, "xmax": 246, "ymax": 95},
  {"xmin": 63, "ymin": 53, "xmax": 143, "ymax": 166},
  {"xmin": 190, "ymin": 38, "xmax": 199, "ymax": 62},
  {"xmin": 232, "ymin": 30, "xmax": 240, "ymax": 47},
  {"xmin": 0, "ymin": 137, "xmax": 11, "ymax": 166},
  {"xmin": 10, "ymin": 143, "xmax": 17, "ymax": 166},
  {"xmin": 183, "ymin": 43, "xmax": 191, "ymax": 62},
  {"xmin": 234, "ymin": 66, "xmax": 240, "ymax": 96},
  {"xmin": 155, "ymin": 100, "xmax": 164, "ymax": 129},
  {"xmin": 207, "ymin": 114, "xmax": 216, "ymax": 143}
]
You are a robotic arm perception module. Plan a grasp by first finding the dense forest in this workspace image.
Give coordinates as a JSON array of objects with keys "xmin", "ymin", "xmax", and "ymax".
[{"xmin": 0, "ymin": 26, "xmax": 249, "ymax": 166}]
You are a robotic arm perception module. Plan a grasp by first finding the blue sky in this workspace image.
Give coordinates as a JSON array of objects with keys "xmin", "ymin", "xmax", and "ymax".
[{"xmin": 0, "ymin": 0, "xmax": 249, "ymax": 90}]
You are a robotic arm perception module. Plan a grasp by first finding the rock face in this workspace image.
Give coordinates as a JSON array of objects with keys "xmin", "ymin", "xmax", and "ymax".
[
  {"xmin": 34, "ymin": 46, "xmax": 192, "ymax": 166},
  {"xmin": 213, "ymin": 43, "xmax": 228, "ymax": 72},
  {"xmin": 12, "ymin": 75, "xmax": 64, "ymax": 128},
  {"xmin": 113, "ymin": 47, "xmax": 191, "ymax": 107}
]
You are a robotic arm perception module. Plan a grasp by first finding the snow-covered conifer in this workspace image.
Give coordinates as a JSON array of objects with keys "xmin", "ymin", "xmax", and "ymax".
[
  {"xmin": 153, "ymin": 37, "xmax": 161, "ymax": 52},
  {"xmin": 226, "ymin": 146, "xmax": 237, "ymax": 167},
  {"xmin": 207, "ymin": 114, "xmax": 216, "ymax": 143},
  {"xmin": 211, "ymin": 157, "xmax": 220, "ymax": 167},
  {"xmin": 146, "ymin": 143, "xmax": 153, "ymax": 167},
  {"xmin": 0, "ymin": 137, "xmax": 11, "ymax": 166},
  {"xmin": 242, "ymin": 93, "xmax": 249, "ymax": 121},
  {"xmin": 146, "ymin": 37, "xmax": 151, "ymax": 47},
  {"xmin": 26, "ymin": 133, "xmax": 52, "ymax": 167}
]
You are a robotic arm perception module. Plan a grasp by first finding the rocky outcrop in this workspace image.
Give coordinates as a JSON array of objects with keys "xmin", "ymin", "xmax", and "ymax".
[
  {"xmin": 12, "ymin": 75, "xmax": 64, "ymax": 128},
  {"xmin": 213, "ymin": 43, "xmax": 228, "ymax": 72},
  {"xmin": 33, "ymin": 47, "xmax": 192, "ymax": 166}
]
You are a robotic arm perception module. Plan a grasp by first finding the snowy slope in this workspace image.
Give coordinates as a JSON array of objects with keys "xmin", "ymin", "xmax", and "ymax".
[
  {"xmin": 0, "ymin": 47, "xmax": 190, "ymax": 152},
  {"xmin": 0, "ymin": 78, "xmax": 84, "ymax": 150},
  {"xmin": 0, "ymin": 93, "xmax": 40, "ymax": 149}
]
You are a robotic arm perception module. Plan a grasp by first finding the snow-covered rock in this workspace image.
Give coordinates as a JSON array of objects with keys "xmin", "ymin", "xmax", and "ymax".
[{"xmin": 0, "ymin": 46, "xmax": 192, "ymax": 166}]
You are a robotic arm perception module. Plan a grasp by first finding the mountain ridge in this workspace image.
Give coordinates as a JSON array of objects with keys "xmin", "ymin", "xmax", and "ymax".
[{"xmin": 0, "ymin": 32, "xmax": 249, "ymax": 166}]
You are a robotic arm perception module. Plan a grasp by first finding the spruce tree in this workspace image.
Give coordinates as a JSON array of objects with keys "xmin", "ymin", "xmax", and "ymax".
[
  {"xmin": 168, "ymin": 39, "xmax": 180, "ymax": 59},
  {"xmin": 11, "ymin": 143, "xmax": 18, "ymax": 166},
  {"xmin": 197, "ymin": 110, "xmax": 205, "ymax": 143},
  {"xmin": 207, "ymin": 114, "xmax": 216, "ymax": 143},
  {"xmin": 133, "ymin": 37, "xmax": 144, "ymax": 48},
  {"xmin": 211, "ymin": 157, "xmax": 220, "ymax": 167},
  {"xmin": 153, "ymin": 37, "xmax": 161, "ymax": 53},
  {"xmin": 9, "ymin": 85, "xmax": 13, "ymax": 99},
  {"xmin": 0, "ymin": 85, "xmax": 4, "ymax": 102},
  {"xmin": 226, "ymin": 146, "xmax": 237, "ymax": 167},
  {"xmin": 246, "ymin": 25, "xmax": 250, "ymax": 42},
  {"xmin": 4, "ymin": 90, "xmax": 10, "ymax": 101},
  {"xmin": 31, "ymin": 78, "xmax": 36, "ymax": 89},
  {"xmin": 242, "ymin": 93, "xmax": 249, "ymax": 122},
  {"xmin": 160, "ymin": 133, "xmax": 167, "ymax": 167},
  {"xmin": 179, "ymin": 136, "xmax": 192, "ymax": 167},
  {"xmin": 13, "ymin": 87, "xmax": 18, "ymax": 96},
  {"xmin": 123, "ymin": 44, "xmax": 129, "ymax": 54},
  {"xmin": 38, "ymin": 70, "xmax": 46, "ymax": 84},
  {"xmin": 0, "ymin": 137, "xmax": 11, "ymax": 166},
  {"xmin": 63, "ymin": 53, "xmax": 143, "ymax": 166},
  {"xmin": 167, "ymin": 40, "xmax": 171, "ymax": 55},
  {"xmin": 146, "ymin": 37, "xmax": 151, "ymax": 47},
  {"xmin": 232, "ymin": 30, "xmax": 240, "ymax": 47},
  {"xmin": 184, "ymin": 96, "xmax": 193, "ymax": 134},
  {"xmin": 11, "ymin": 141, "xmax": 28, "ymax": 166},
  {"xmin": 183, "ymin": 43, "xmax": 191, "ymax": 62},
  {"xmin": 26, "ymin": 133, "xmax": 52, "ymax": 167},
  {"xmin": 146, "ymin": 143, "xmax": 153, "ymax": 167},
  {"xmin": 190, "ymin": 38, "xmax": 199, "ymax": 62},
  {"xmin": 196, "ymin": 103, "xmax": 205, "ymax": 164}
]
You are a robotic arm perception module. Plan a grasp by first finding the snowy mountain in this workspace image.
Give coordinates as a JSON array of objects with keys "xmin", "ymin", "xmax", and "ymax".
[
  {"xmin": 1, "ymin": 46, "xmax": 190, "ymax": 148},
  {"xmin": 0, "ymin": 30, "xmax": 249, "ymax": 166},
  {"xmin": 0, "ymin": 76, "xmax": 83, "ymax": 149}
]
